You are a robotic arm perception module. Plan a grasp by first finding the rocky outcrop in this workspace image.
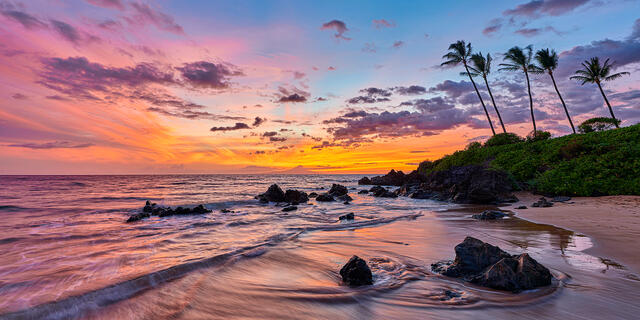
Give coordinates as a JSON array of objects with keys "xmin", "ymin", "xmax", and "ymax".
[
  {"xmin": 282, "ymin": 206, "xmax": 297, "ymax": 212},
  {"xmin": 340, "ymin": 255, "xmax": 373, "ymax": 286},
  {"xmin": 256, "ymin": 184, "xmax": 286, "ymax": 203},
  {"xmin": 359, "ymin": 169, "xmax": 425, "ymax": 186},
  {"xmin": 369, "ymin": 186, "xmax": 398, "ymax": 198},
  {"xmin": 357, "ymin": 190, "xmax": 369, "ymax": 194},
  {"xmin": 284, "ymin": 189, "xmax": 309, "ymax": 204},
  {"xmin": 127, "ymin": 201, "xmax": 211, "ymax": 222},
  {"xmin": 328, "ymin": 184, "xmax": 349, "ymax": 196},
  {"xmin": 431, "ymin": 237, "xmax": 552, "ymax": 292},
  {"xmin": 315, "ymin": 193, "xmax": 335, "ymax": 202},
  {"xmin": 308, "ymin": 192, "xmax": 318, "ymax": 198},
  {"xmin": 337, "ymin": 194, "xmax": 353, "ymax": 202},
  {"xmin": 472, "ymin": 210, "xmax": 507, "ymax": 220},
  {"xmin": 339, "ymin": 212, "xmax": 354, "ymax": 221},
  {"xmin": 532, "ymin": 197, "xmax": 553, "ymax": 207}
]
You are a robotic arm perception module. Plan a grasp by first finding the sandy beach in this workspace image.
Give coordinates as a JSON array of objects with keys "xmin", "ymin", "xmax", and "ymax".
[{"xmin": 503, "ymin": 192, "xmax": 640, "ymax": 273}]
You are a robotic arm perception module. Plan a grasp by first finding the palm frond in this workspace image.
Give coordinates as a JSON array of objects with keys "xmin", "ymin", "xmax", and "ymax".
[
  {"xmin": 569, "ymin": 75, "xmax": 591, "ymax": 85},
  {"xmin": 604, "ymin": 71, "xmax": 630, "ymax": 81}
]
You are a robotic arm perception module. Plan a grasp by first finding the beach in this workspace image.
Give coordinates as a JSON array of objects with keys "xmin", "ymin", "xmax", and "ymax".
[{"xmin": 505, "ymin": 192, "xmax": 640, "ymax": 273}]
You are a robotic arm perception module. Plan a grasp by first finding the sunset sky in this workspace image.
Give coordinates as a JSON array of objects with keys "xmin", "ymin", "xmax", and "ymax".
[{"xmin": 1, "ymin": 0, "xmax": 639, "ymax": 174}]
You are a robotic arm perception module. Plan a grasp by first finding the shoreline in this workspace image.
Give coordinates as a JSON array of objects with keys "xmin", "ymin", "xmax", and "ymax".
[{"xmin": 501, "ymin": 191, "xmax": 640, "ymax": 273}]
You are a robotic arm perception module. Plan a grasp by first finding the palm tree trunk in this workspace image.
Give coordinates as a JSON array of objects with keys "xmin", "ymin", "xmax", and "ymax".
[
  {"xmin": 524, "ymin": 68, "xmax": 536, "ymax": 136},
  {"xmin": 483, "ymin": 75, "xmax": 506, "ymax": 133},
  {"xmin": 549, "ymin": 71, "xmax": 575, "ymax": 133},
  {"xmin": 464, "ymin": 63, "xmax": 495, "ymax": 135},
  {"xmin": 596, "ymin": 81, "xmax": 620, "ymax": 128}
]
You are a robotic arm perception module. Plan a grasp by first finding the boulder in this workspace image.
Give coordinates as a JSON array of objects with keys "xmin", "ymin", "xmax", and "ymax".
[
  {"xmin": 472, "ymin": 210, "xmax": 507, "ymax": 220},
  {"xmin": 515, "ymin": 205, "xmax": 527, "ymax": 209},
  {"xmin": 257, "ymin": 184, "xmax": 286, "ymax": 202},
  {"xmin": 308, "ymin": 192, "xmax": 319, "ymax": 198},
  {"xmin": 126, "ymin": 212, "xmax": 150, "ymax": 223},
  {"xmin": 315, "ymin": 193, "xmax": 335, "ymax": 202},
  {"xmin": 143, "ymin": 200, "xmax": 157, "ymax": 213},
  {"xmin": 284, "ymin": 189, "xmax": 309, "ymax": 203},
  {"xmin": 358, "ymin": 190, "xmax": 369, "ymax": 194},
  {"xmin": 282, "ymin": 206, "xmax": 297, "ymax": 212},
  {"xmin": 128, "ymin": 202, "xmax": 211, "ymax": 221},
  {"xmin": 357, "ymin": 177, "xmax": 372, "ymax": 185},
  {"xmin": 337, "ymin": 194, "xmax": 353, "ymax": 202},
  {"xmin": 431, "ymin": 237, "xmax": 552, "ymax": 292},
  {"xmin": 532, "ymin": 197, "xmax": 553, "ymax": 207},
  {"xmin": 328, "ymin": 184, "xmax": 348, "ymax": 196},
  {"xmin": 340, "ymin": 255, "xmax": 373, "ymax": 286},
  {"xmin": 369, "ymin": 186, "xmax": 398, "ymax": 198},
  {"xmin": 339, "ymin": 212, "xmax": 355, "ymax": 221}
]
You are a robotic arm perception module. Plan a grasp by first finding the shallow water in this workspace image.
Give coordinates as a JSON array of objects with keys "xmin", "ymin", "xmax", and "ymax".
[{"xmin": 0, "ymin": 175, "xmax": 638, "ymax": 319}]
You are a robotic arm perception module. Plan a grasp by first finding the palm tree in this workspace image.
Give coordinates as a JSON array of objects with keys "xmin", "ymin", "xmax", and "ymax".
[
  {"xmin": 570, "ymin": 57, "xmax": 630, "ymax": 128},
  {"xmin": 534, "ymin": 49, "xmax": 576, "ymax": 133},
  {"xmin": 499, "ymin": 45, "xmax": 542, "ymax": 137},
  {"xmin": 442, "ymin": 40, "xmax": 496, "ymax": 135},
  {"xmin": 466, "ymin": 52, "xmax": 507, "ymax": 133}
]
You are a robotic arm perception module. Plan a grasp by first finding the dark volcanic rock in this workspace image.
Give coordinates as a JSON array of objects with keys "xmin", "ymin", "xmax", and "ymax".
[
  {"xmin": 315, "ymin": 193, "xmax": 335, "ymax": 202},
  {"xmin": 257, "ymin": 184, "xmax": 286, "ymax": 203},
  {"xmin": 532, "ymin": 197, "xmax": 553, "ymax": 207},
  {"xmin": 358, "ymin": 190, "xmax": 369, "ymax": 194},
  {"xmin": 420, "ymin": 165, "xmax": 518, "ymax": 204},
  {"xmin": 328, "ymin": 184, "xmax": 348, "ymax": 196},
  {"xmin": 361, "ymin": 169, "xmax": 426, "ymax": 186},
  {"xmin": 357, "ymin": 177, "xmax": 372, "ymax": 185},
  {"xmin": 339, "ymin": 212, "xmax": 355, "ymax": 221},
  {"xmin": 284, "ymin": 190, "xmax": 309, "ymax": 203},
  {"xmin": 340, "ymin": 255, "xmax": 373, "ymax": 286},
  {"xmin": 431, "ymin": 237, "xmax": 552, "ymax": 292},
  {"xmin": 129, "ymin": 202, "xmax": 211, "ymax": 222},
  {"xmin": 337, "ymin": 194, "xmax": 353, "ymax": 202},
  {"xmin": 282, "ymin": 206, "xmax": 297, "ymax": 212},
  {"xmin": 369, "ymin": 186, "xmax": 398, "ymax": 198},
  {"xmin": 472, "ymin": 210, "xmax": 507, "ymax": 220},
  {"xmin": 126, "ymin": 212, "xmax": 150, "ymax": 223},
  {"xmin": 515, "ymin": 205, "xmax": 527, "ymax": 209},
  {"xmin": 308, "ymin": 192, "xmax": 318, "ymax": 198}
]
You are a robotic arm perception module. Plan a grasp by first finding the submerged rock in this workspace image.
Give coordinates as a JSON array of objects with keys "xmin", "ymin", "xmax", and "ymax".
[
  {"xmin": 328, "ymin": 184, "xmax": 348, "ymax": 196},
  {"xmin": 126, "ymin": 212, "xmax": 150, "ymax": 223},
  {"xmin": 369, "ymin": 186, "xmax": 398, "ymax": 198},
  {"xmin": 339, "ymin": 212, "xmax": 354, "ymax": 221},
  {"xmin": 472, "ymin": 210, "xmax": 507, "ymax": 220},
  {"xmin": 340, "ymin": 255, "xmax": 373, "ymax": 286},
  {"xmin": 315, "ymin": 193, "xmax": 335, "ymax": 202},
  {"xmin": 431, "ymin": 237, "xmax": 552, "ymax": 292},
  {"xmin": 532, "ymin": 197, "xmax": 553, "ymax": 207},
  {"xmin": 282, "ymin": 206, "xmax": 297, "ymax": 212},
  {"xmin": 337, "ymin": 194, "xmax": 353, "ymax": 202},
  {"xmin": 515, "ymin": 205, "xmax": 527, "ymax": 209},
  {"xmin": 284, "ymin": 189, "xmax": 309, "ymax": 203},
  {"xmin": 358, "ymin": 190, "xmax": 369, "ymax": 194},
  {"xmin": 308, "ymin": 192, "xmax": 319, "ymax": 198},
  {"xmin": 127, "ymin": 202, "xmax": 211, "ymax": 222},
  {"xmin": 257, "ymin": 184, "xmax": 286, "ymax": 203}
]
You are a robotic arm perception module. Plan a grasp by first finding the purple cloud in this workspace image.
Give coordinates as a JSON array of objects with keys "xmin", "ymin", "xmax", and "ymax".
[
  {"xmin": 393, "ymin": 85, "xmax": 426, "ymax": 95},
  {"xmin": 127, "ymin": 2, "xmax": 184, "ymax": 34},
  {"xmin": 392, "ymin": 40, "xmax": 405, "ymax": 48},
  {"xmin": 0, "ymin": 7, "xmax": 47, "ymax": 29},
  {"xmin": 210, "ymin": 122, "xmax": 251, "ymax": 132},
  {"xmin": 504, "ymin": 0, "xmax": 591, "ymax": 18},
  {"xmin": 8, "ymin": 141, "xmax": 94, "ymax": 149},
  {"xmin": 483, "ymin": 18, "xmax": 503, "ymax": 36},
  {"xmin": 177, "ymin": 61, "xmax": 243, "ymax": 89},
  {"xmin": 321, "ymin": 20, "xmax": 350, "ymax": 40},
  {"xmin": 85, "ymin": 0, "xmax": 124, "ymax": 10},
  {"xmin": 252, "ymin": 117, "xmax": 266, "ymax": 127},
  {"xmin": 372, "ymin": 19, "xmax": 395, "ymax": 29}
]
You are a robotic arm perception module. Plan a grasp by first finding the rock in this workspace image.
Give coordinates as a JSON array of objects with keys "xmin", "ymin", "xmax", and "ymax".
[
  {"xmin": 532, "ymin": 197, "xmax": 553, "ymax": 207},
  {"xmin": 257, "ymin": 184, "xmax": 286, "ymax": 202},
  {"xmin": 410, "ymin": 190, "xmax": 433, "ymax": 199},
  {"xmin": 441, "ymin": 290, "xmax": 462, "ymax": 300},
  {"xmin": 431, "ymin": 237, "xmax": 552, "ymax": 292},
  {"xmin": 358, "ymin": 190, "xmax": 369, "ymax": 194},
  {"xmin": 471, "ymin": 253, "xmax": 552, "ymax": 292},
  {"xmin": 284, "ymin": 189, "xmax": 309, "ymax": 203},
  {"xmin": 143, "ymin": 200, "xmax": 157, "ymax": 213},
  {"xmin": 157, "ymin": 204, "xmax": 211, "ymax": 217},
  {"xmin": 472, "ymin": 210, "xmax": 507, "ymax": 220},
  {"xmin": 357, "ymin": 177, "xmax": 372, "ymax": 185},
  {"xmin": 308, "ymin": 192, "xmax": 318, "ymax": 198},
  {"xmin": 343, "ymin": 201, "xmax": 350, "ymax": 205},
  {"xmin": 315, "ymin": 193, "xmax": 335, "ymax": 202},
  {"xmin": 126, "ymin": 212, "xmax": 150, "ymax": 223},
  {"xmin": 328, "ymin": 184, "xmax": 348, "ymax": 196},
  {"xmin": 221, "ymin": 208, "xmax": 234, "ymax": 213},
  {"xmin": 369, "ymin": 186, "xmax": 397, "ymax": 198},
  {"xmin": 339, "ymin": 212, "xmax": 354, "ymax": 220},
  {"xmin": 282, "ymin": 206, "xmax": 297, "ymax": 212},
  {"xmin": 340, "ymin": 255, "xmax": 373, "ymax": 286},
  {"xmin": 515, "ymin": 205, "xmax": 527, "ymax": 209},
  {"xmin": 337, "ymin": 194, "xmax": 353, "ymax": 202},
  {"xmin": 552, "ymin": 196, "xmax": 571, "ymax": 202},
  {"xmin": 419, "ymin": 165, "xmax": 518, "ymax": 204}
]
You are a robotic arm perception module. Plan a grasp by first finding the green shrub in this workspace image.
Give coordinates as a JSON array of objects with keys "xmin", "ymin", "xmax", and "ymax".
[
  {"xmin": 484, "ymin": 133, "xmax": 524, "ymax": 147},
  {"xmin": 526, "ymin": 130, "xmax": 551, "ymax": 142},
  {"xmin": 578, "ymin": 117, "xmax": 621, "ymax": 133},
  {"xmin": 466, "ymin": 141, "xmax": 483, "ymax": 150}
]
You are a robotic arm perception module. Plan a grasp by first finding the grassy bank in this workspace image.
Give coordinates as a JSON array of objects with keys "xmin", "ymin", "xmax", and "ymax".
[{"xmin": 417, "ymin": 124, "xmax": 640, "ymax": 196}]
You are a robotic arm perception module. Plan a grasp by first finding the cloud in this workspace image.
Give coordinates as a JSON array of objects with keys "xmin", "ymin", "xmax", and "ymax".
[
  {"xmin": 210, "ymin": 122, "xmax": 250, "ymax": 132},
  {"xmin": 483, "ymin": 18, "xmax": 503, "ymax": 35},
  {"xmin": 11, "ymin": 93, "xmax": 28, "ymax": 100},
  {"xmin": 177, "ymin": 61, "xmax": 243, "ymax": 89},
  {"xmin": 372, "ymin": 19, "xmax": 395, "ymax": 29},
  {"xmin": 269, "ymin": 136, "xmax": 287, "ymax": 142},
  {"xmin": 0, "ymin": 7, "xmax": 47, "ymax": 29},
  {"xmin": 274, "ymin": 86, "xmax": 309, "ymax": 103},
  {"xmin": 428, "ymin": 80, "xmax": 474, "ymax": 99},
  {"xmin": 514, "ymin": 26, "xmax": 562, "ymax": 37},
  {"xmin": 50, "ymin": 20, "xmax": 81, "ymax": 44},
  {"xmin": 277, "ymin": 93, "xmax": 307, "ymax": 103},
  {"xmin": 362, "ymin": 42, "xmax": 377, "ymax": 53},
  {"xmin": 321, "ymin": 20, "xmax": 350, "ymax": 40},
  {"xmin": 85, "ymin": 0, "xmax": 124, "ymax": 10},
  {"xmin": 8, "ymin": 141, "xmax": 94, "ymax": 149},
  {"xmin": 503, "ymin": 0, "xmax": 591, "ymax": 18},
  {"xmin": 393, "ymin": 85, "xmax": 426, "ymax": 95},
  {"xmin": 392, "ymin": 40, "xmax": 405, "ymax": 48},
  {"xmin": 252, "ymin": 116, "xmax": 266, "ymax": 127},
  {"xmin": 631, "ymin": 18, "xmax": 640, "ymax": 40},
  {"xmin": 126, "ymin": 2, "xmax": 184, "ymax": 34},
  {"xmin": 346, "ymin": 87, "xmax": 393, "ymax": 104}
]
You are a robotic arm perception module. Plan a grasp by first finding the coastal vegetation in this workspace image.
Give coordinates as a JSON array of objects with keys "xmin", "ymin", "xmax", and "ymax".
[{"xmin": 417, "ymin": 123, "xmax": 640, "ymax": 196}]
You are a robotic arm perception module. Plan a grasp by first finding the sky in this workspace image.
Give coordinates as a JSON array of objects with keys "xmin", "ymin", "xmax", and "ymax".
[{"xmin": 1, "ymin": 0, "xmax": 639, "ymax": 174}]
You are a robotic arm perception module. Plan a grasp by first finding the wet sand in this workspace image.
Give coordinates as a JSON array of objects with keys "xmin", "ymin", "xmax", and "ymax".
[{"xmin": 503, "ymin": 192, "xmax": 640, "ymax": 273}]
